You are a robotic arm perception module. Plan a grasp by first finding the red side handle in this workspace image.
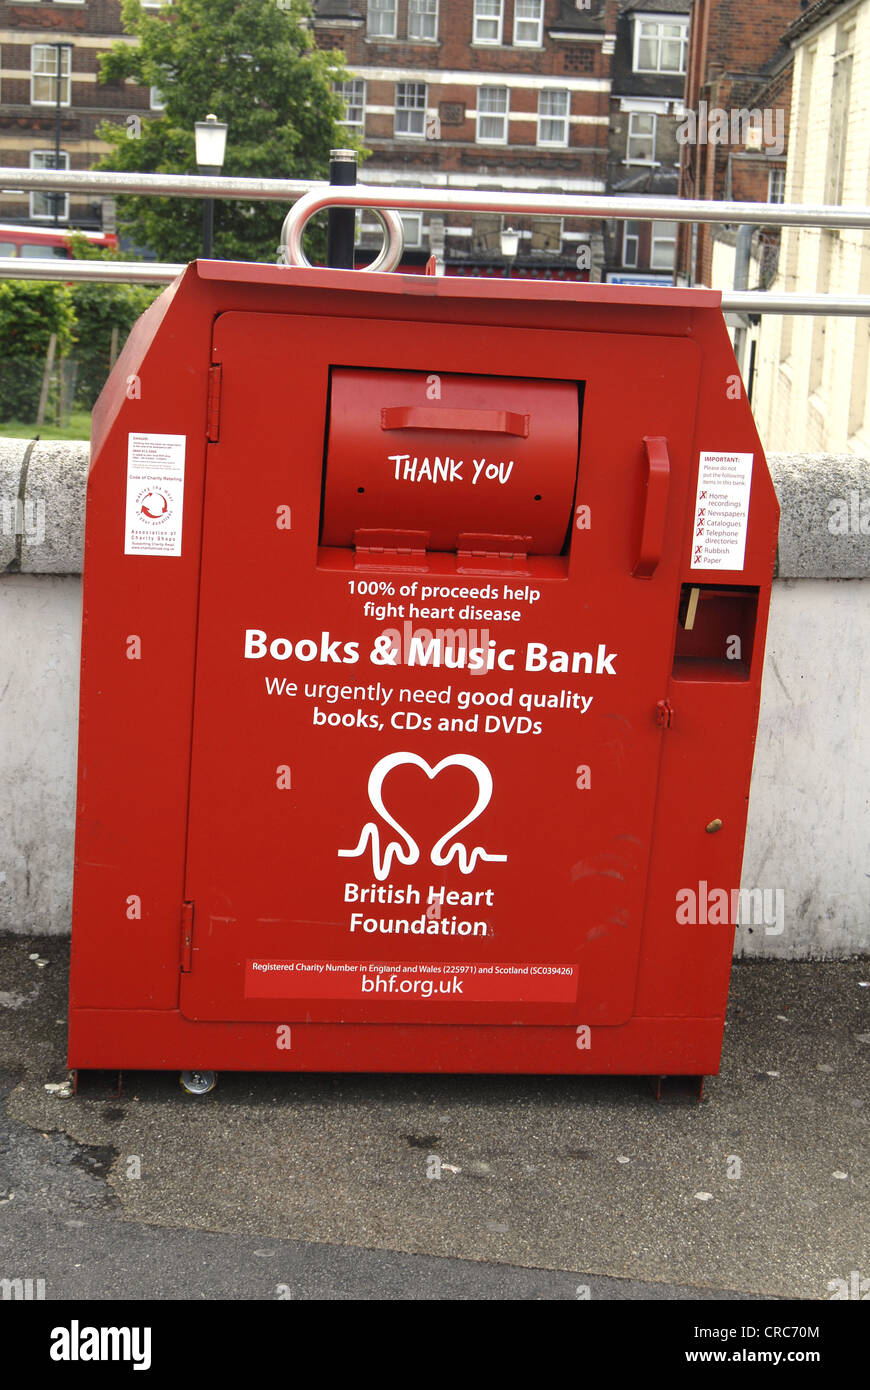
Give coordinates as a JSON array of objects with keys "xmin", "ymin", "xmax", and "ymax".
[
  {"xmin": 633, "ymin": 436, "xmax": 670, "ymax": 579},
  {"xmin": 381, "ymin": 405, "xmax": 530, "ymax": 437}
]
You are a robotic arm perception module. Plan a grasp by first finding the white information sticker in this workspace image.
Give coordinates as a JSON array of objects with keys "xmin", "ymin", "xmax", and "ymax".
[
  {"xmin": 124, "ymin": 433, "xmax": 186, "ymax": 557},
  {"xmin": 690, "ymin": 451, "xmax": 753, "ymax": 571}
]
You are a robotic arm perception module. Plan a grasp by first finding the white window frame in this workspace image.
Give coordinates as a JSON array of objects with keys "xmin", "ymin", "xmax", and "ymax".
[
  {"xmin": 633, "ymin": 18, "xmax": 689, "ymax": 75},
  {"xmin": 626, "ymin": 111, "xmax": 657, "ymax": 164},
  {"xmin": 514, "ymin": 0, "xmax": 543, "ymax": 48},
  {"xmin": 395, "ymin": 82, "xmax": 427, "ymax": 138},
  {"xmin": 150, "ymin": 86, "xmax": 166, "ymax": 111},
  {"xmin": 399, "ymin": 213, "xmax": 423, "ymax": 247},
  {"xmin": 30, "ymin": 149, "xmax": 70, "ymax": 221},
  {"xmin": 473, "ymin": 0, "xmax": 504, "ymax": 46},
  {"xmin": 335, "ymin": 78, "xmax": 365, "ymax": 131},
  {"xmin": 768, "ymin": 168, "xmax": 786, "ymax": 204},
  {"xmin": 408, "ymin": 0, "xmax": 439, "ymax": 42},
  {"xmin": 476, "ymin": 85, "xmax": 509, "ymax": 144},
  {"xmin": 650, "ymin": 219, "xmax": 677, "ymax": 271},
  {"xmin": 537, "ymin": 89, "xmax": 569, "ymax": 147},
  {"xmin": 368, "ymin": 0, "xmax": 397, "ymax": 39},
  {"xmin": 622, "ymin": 220, "xmax": 640, "ymax": 268},
  {"xmin": 31, "ymin": 44, "xmax": 71, "ymax": 107}
]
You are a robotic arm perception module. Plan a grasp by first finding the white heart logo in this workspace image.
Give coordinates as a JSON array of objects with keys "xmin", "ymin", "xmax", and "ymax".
[{"xmin": 339, "ymin": 751, "xmax": 507, "ymax": 882}]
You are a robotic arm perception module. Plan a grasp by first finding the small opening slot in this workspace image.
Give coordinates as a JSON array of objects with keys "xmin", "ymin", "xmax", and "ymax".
[{"xmin": 672, "ymin": 584, "xmax": 759, "ymax": 682}]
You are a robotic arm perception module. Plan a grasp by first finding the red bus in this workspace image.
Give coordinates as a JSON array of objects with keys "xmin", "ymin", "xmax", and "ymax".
[{"xmin": 0, "ymin": 223, "xmax": 118, "ymax": 260}]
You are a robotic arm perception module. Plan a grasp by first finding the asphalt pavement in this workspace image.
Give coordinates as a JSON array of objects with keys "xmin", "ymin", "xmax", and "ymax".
[{"xmin": 0, "ymin": 934, "xmax": 867, "ymax": 1300}]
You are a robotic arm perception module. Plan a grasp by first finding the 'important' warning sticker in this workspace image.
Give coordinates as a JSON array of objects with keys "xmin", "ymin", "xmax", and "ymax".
[
  {"xmin": 690, "ymin": 452, "xmax": 753, "ymax": 571},
  {"xmin": 124, "ymin": 433, "xmax": 186, "ymax": 557}
]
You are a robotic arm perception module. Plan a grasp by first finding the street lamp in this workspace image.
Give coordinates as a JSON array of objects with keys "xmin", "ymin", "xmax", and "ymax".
[
  {"xmin": 194, "ymin": 113, "xmax": 228, "ymax": 258},
  {"xmin": 500, "ymin": 225, "xmax": 520, "ymax": 276}
]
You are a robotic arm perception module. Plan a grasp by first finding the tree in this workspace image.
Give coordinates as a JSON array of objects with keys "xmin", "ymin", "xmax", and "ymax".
[
  {"xmin": 0, "ymin": 283, "xmax": 76, "ymax": 422},
  {"xmin": 66, "ymin": 235, "xmax": 158, "ymax": 409},
  {"xmin": 96, "ymin": 0, "xmax": 359, "ymax": 263}
]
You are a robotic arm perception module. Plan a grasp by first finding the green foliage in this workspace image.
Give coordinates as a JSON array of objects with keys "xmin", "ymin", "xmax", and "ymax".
[
  {"xmin": 66, "ymin": 235, "xmax": 159, "ymax": 409},
  {"xmin": 70, "ymin": 280, "xmax": 157, "ymax": 409},
  {"xmin": 0, "ymin": 282, "xmax": 76, "ymax": 422},
  {"xmin": 95, "ymin": 0, "xmax": 360, "ymax": 262}
]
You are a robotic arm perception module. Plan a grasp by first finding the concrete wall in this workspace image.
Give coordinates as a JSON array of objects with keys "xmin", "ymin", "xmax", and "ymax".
[{"xmin": 0, "ymin": 440, "xmax": 868, "ymax": 957}]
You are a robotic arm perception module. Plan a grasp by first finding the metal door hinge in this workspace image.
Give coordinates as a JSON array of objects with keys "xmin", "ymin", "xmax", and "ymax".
[
  {"xmin": 180, "ymin": 900, "xmax": 194, "ymax": 972},
  {"xmin": 353, "ymin": 527, "xmax": 429, "ymax": 570},
  {"xmin": 206, "ymin": 364, "xmax": 222, "ymax": 442},
  {"xmin": 655, "ymin": 698, "xmax": 674, "ymax": 729},
  {"xmin": 456, "ymin": 531, "xmax": 531, "ymax": 575}
]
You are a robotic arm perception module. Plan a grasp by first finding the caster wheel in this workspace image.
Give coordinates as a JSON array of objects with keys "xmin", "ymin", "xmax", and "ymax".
[{"xmin": 179, "ymin": 1070, "xmax": 217, "ymax": 1095}]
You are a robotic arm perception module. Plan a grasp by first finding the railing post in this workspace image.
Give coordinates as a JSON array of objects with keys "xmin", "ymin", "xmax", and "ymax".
[{"xmin": 326, "ymin": 149, "xmax": 357, "ymax": 271}]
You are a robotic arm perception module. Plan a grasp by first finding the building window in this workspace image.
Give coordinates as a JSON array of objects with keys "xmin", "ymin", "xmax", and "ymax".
[
  {"xmin": 622, "ymin": 220, "xmax": 640, "ymax": 268},
  {"xmin": 31, "ymin": 45, "xmax": 71, "ymax": 106},
  {"xmin": 399, "ymin": 213, "xmax": 423, "ymax": 247},
  {"xmin": 768, "ymin": 168, "xmax": 786, "ymax": 204},
  {"xmin": 473, "ymin": 0, "xmax": 503, "ymax": 46},
  {"xmin": 626, "ymin": 112, "xmax": 656, "ymax": 163},
  {"xmin": 650, "ymin": 220, "xmax": 677, "ymax": 270},
  {"xmin": 514, "ymin": 0, "xmax": 543, "ymax": 47},
  {"xmin": 471, "ymin": 214, "xmax": 502, "ymax": 255},
  {"xmin": 825, "ymin": 23, "xmax": 854, "ymax": 205},
  {"xmin": 30, "ymin": 150, "xmax": 69, "ymax": 221},
  {"xmin": 150, "ymin": 86, "xmax": 166, "ymax": 111},
  {"xmin": 335, "ymin": 78, "xmax": 365, "ymax": 131},
  {"xmin": 368, "ymin": 0, "xmax": 397, "ymax": 39},
  {"xmin": 395, "ymin": 82, "xmax": 427, "ymax": 137},
  {"xmin": 538, "ymin": 89, "xmax": 569, "ymax": 146},
  {"xmin": 633, "ymin": 19, "xmax": 688, "ymax": 74},
  {"xmin": 408, "ymin": 0, "xmax": 438, "ymax": 42},
  {"xmin": 477, "ymin": 86, "xmax": 509, "ymax": 143},
  {"xmin": 530, "ymin": 217, "xmax": 562, "ymax": 253}
]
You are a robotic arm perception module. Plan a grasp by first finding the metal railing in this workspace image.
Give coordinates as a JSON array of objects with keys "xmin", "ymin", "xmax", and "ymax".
[
  {"xmin": 0, "ymin": 168, "xmax": 313, "ymax": 202},
  {"xmin": 0, "ymin": 257, "xmax": 185, "ymax": 284},
  {"xmin": 2, "ymin": 168, "xmax": 870, "ymax": 314}
]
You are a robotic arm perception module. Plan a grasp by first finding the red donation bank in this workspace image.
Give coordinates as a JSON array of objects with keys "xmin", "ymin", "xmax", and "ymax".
[{"xmin": 69, "ymin": 263, "xmax": 779, "ymax": 1088}]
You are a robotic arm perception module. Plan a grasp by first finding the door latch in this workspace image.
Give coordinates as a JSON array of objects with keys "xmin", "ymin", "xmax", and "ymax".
[{"xmin": 655, "ymin": 699, "xmax": 674, "ymax": 729}]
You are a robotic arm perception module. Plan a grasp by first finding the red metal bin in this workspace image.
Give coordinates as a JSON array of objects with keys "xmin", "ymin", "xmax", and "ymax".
[{"xmin": 68, "ymin": 263, "xmax": 778, "ymax": 1089}]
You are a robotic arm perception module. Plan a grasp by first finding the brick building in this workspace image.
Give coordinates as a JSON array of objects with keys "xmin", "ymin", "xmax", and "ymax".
[
  {"xmin": 604, "ymin": 0, "xmax": 689, "ymax": 281},
  {"xmin": 0, "ymin": 0, "xmax": 155, "ymax": 231},
  {"xmin": 676, "ymin": 0, "xmax": 800, "ymax": 287},
  {"xmin": 0, "ymin": 0, "xmax": 701, "ymax": 283},
  {"xmin": 314, "ymin": 0, "xmax": 622, "ymax": 276}
]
